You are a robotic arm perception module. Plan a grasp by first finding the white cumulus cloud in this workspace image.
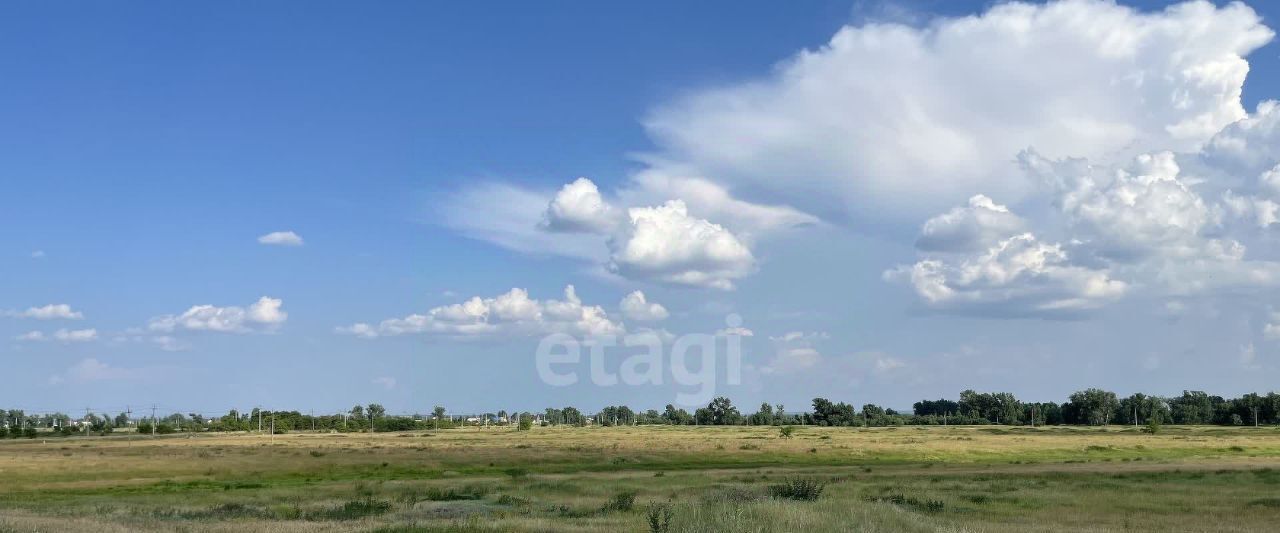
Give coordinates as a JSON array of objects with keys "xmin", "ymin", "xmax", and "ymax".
[
  {"xmin": 618, "ymin": 290, "xmax": 669, "ymax": 322},
  {"xmin": 257, "ymin": 231, "xmax": 304, "ymax": 246},
  {"xmin": 609, "ymin": 200, "xmax": 755, "ymax": 290},
  {"xmin": 339, "ymin": 285, "xmax": 624, "ymax": 339},
  {"xmin": 10, "ymin": 304, "xmax": 84, "ymax": 320},
  {"xmin": 542, "ymin": 177, "xmax": 620, "ymax": 234},
  {"xmin": 149, "ymin": 296, "xmax": 288, "ymax": 333},
  {"xmin": 916, "ymin": 194, "xmax": 1025, "ymax": 253},
  {"xmin": 641, "ymin": 0, "xmax": 1272, "ymax": 222}
]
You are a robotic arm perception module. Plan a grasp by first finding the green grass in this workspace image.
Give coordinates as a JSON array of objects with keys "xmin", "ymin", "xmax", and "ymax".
[{"xmin": 0, "ymin": 425, "xmax": 1278, "ymax": 531}]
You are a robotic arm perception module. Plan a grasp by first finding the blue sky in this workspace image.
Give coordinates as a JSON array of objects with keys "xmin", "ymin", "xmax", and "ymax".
[{"xmin": 6, "ymin": 1, "xmax": 1280, "ymax": 416}]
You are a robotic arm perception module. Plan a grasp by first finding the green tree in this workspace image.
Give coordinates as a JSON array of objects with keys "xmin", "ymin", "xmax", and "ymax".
[
  {"xmin": 1068, "ymin": 388, "xmax": 1120, "ymax": 426},
  {"xmin": 433, "ymin": 406, "xmax": 447, "ymax": 429},
  {"xmin": 706, "ymin": 397, "xmax": 742, "ymax": 425}
]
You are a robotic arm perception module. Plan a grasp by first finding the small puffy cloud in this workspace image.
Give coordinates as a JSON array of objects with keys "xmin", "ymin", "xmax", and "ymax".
[
  {"xmin": 11, "ymin": 304, "xmax": 83, "ymax": 320},
  {"xmin": 30, "ymin": 250, "xmax": 45, "ymax": 259},
  {"xmin": 442, "ymin": 182, "xmax": 607, "ymax": 262},
  {"xmin": 542, "ymin": 178, "xmax": 619, "ymax": 234},
  {"xmin": 257, "ymin": 231, "xmax": 304, "ymax": 246},
  {"xmin": 372, "ymin": 376, "xmax": 397, "ymax": 390},
  {"xmin": 149, "ymin": 296, "xmax": 288, "ymax": 334},
  {"xmin": 339, "ymin": 285, "xmax": 623, "ymax": 339},
  {"xmin": 247, "ymin": 297, "xmax": 288, "ymax": 325},
  {"xmin": 609, "ymin": 200, "xmax": 755, "ymax": 290},
  {"xmin": 716, "ymin": 326, "xmax": 754, "ymax": 337},
  {"xmin": 619, "ymin": 290, "xmax": 669, "ymax": 321},
  {"xmin": 916, "ymin": 195, "xmax": 1024, "ymax": 253}
]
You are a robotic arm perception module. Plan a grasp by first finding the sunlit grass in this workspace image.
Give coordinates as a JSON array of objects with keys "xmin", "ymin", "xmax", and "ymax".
[{"xmin": 0, "ymin": 425, "xmax": 1277, "ymax": 531}]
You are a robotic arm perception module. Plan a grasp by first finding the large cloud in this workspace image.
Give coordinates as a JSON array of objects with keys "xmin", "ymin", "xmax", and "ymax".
[
  {"xmin": 642, "ymin": 0, "xmax": 1272, "ymax": 222},
  {"xmin": 339, "ymin": 285, "xmax": 624, "ymax": 339},
  {"xmin": 1022, "ymin": 150, "xmax": 1280, "ymax": 294}
]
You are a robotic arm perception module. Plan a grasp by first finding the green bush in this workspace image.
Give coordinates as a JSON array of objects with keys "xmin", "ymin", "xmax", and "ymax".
[
  {"xmin": 778, "ymin": 426, "xmax": 795, "ymax": 438},
  {"xmin": 602, "ymin": 490, "xmax": 637, "ymax": 512},
  {"xmin": 646, "ymin": 502, "xmax": 673, "ymax": 532},
  {"xmin": 768, "ymin": 478, "xmax": 824, "ymax": 501},
  {"xmin": 23, "ymin": 427, "xmax": 37, "ymax": 439}
]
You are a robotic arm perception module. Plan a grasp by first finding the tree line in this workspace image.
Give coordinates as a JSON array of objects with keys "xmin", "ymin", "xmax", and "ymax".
[{"xmin": 4, "ymin": 388, "xmax": 1279, "ymax": 438}]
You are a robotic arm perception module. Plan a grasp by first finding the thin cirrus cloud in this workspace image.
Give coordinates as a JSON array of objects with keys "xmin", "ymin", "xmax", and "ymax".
[{"xmin": 257, "ymin": 231, "xmax": 304, "ymax": 246}]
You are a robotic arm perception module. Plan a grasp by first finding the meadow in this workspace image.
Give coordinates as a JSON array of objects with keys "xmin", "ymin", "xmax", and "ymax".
[{"xmin": 1, "ymin": 425, "xmax": 1278, "ymax": 532}]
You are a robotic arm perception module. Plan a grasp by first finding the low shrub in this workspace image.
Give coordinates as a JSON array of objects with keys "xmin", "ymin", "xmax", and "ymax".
[
  {"xmin": 769, "ymin": 478, "xmax": 825, "ymax": 501},
  {"xmin": 602, "ymin": 490, "xmax": 637, "ymax": 512},
  {"xmin": 646, "ymin": 502, "xmax": 673, "ymax": 533}
]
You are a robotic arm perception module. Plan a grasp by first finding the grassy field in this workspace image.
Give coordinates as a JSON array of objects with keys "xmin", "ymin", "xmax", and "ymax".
[{"xmin": 1, "ymin": 425, "xmax": 1278, "ymax": 532}]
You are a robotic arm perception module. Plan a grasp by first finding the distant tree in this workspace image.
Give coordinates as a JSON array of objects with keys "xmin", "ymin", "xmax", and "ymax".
[
  {"xmin": 1067, "ymin": 389, "xmax": 1120, "ymax": 426},
  {"xmin": 913, "ymin": 399, "xmax": 959, "ymax": 417},
  {"xmin": 433, "ymin": 406, "xmax": 447, "ymax": 429},
  {"xmin": 810, "ymin": 398, "xmax": 857, "ymax": 426},
  {"xmin": 662, "ymin": 404, "xmax": 693, "ymax": 425},
  {"xmin": 562, "ymin": 406, "xmax": 584, "ymax": 426},
  {"xmin": 706, "ymin": 397, "xmax": 742, "ymax": 425},
  {"xmin": 750, "ymin": 403, "xmax": 775, "ymax": 425},
  {"xmin": 518, "ymin": 414, "xmax": 533, "ymax": 431}
]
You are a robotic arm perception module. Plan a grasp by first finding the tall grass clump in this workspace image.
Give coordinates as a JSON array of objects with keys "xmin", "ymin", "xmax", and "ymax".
[{"xmin": 768, "ymin": 478, "xmax": 825, "ymax": 501}]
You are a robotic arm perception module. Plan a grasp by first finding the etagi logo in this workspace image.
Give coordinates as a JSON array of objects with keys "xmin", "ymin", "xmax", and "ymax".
[{"xmin": 535, "ymin": 315, "xmax": 746, "ymax": 405}]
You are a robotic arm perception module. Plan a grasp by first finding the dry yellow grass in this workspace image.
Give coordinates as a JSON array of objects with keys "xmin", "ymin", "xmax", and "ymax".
[{"xmin": 0, "ymin": 425, "xmax": 1277, "ymax": 532}]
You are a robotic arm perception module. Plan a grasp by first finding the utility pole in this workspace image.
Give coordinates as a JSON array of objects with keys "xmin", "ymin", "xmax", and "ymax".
[
  {"xmin": 258, "ymin": 407, "xmax": 263, "ymax": 434},
  {"xmin": 270, "ymin": 413, "xmax": 275, "ymax": 443},
  {"xmin": 150, "ymin": 405, "xmax": 157, "ymax": 437}
]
